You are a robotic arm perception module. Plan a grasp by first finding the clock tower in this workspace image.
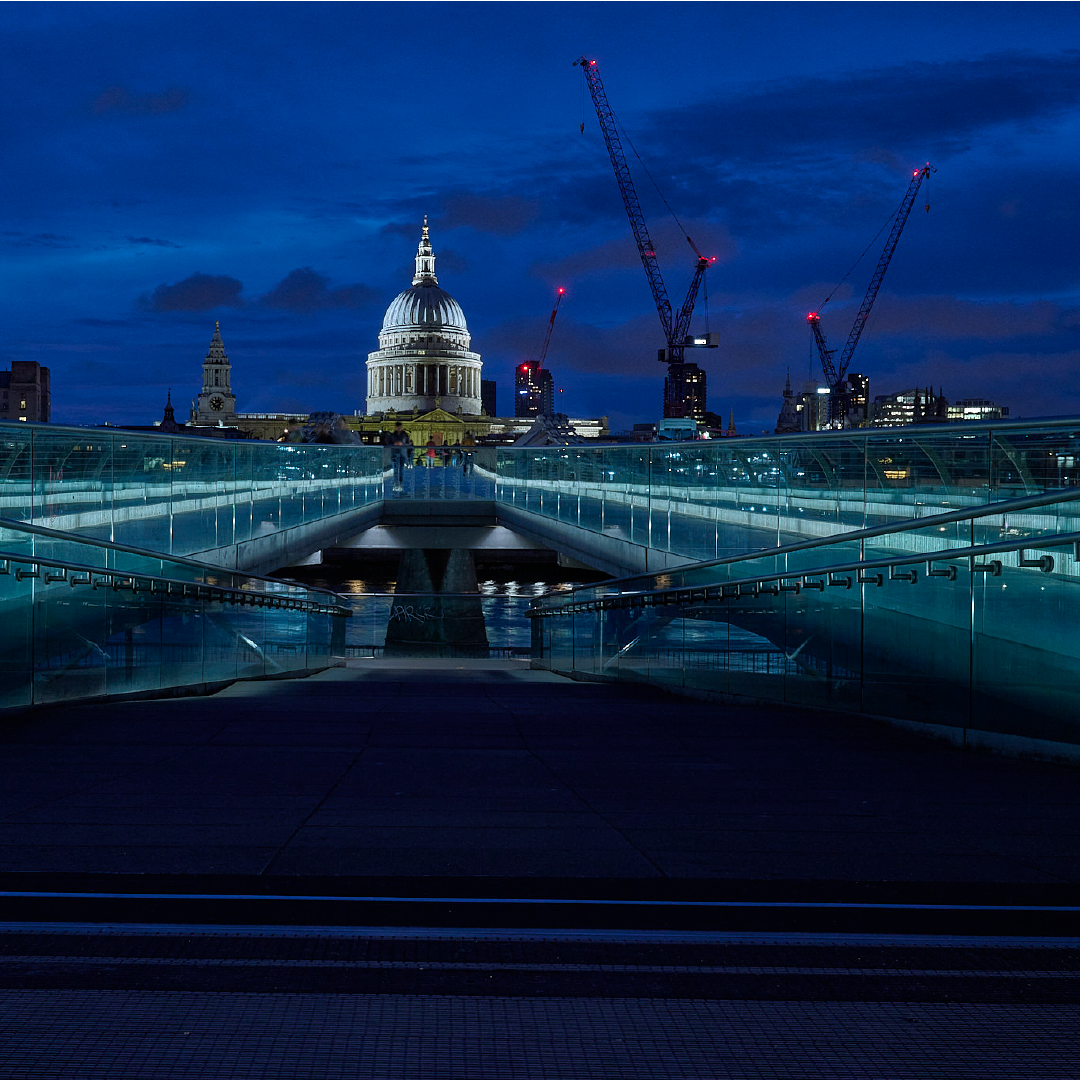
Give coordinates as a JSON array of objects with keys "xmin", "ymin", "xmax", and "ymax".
[{"xmin": 191, "ymin": 322, "xmax": 238, "ymax": 425}]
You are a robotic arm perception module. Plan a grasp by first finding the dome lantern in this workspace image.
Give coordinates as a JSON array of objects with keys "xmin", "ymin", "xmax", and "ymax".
[{"xmin": 412, "ymin": 215, "xmax": 438, "ymax": 286}]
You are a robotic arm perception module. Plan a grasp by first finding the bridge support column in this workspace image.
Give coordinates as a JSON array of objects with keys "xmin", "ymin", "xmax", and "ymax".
[{"xmin": 385, "ymin": 548, "xmax": 489, "ymax": 658}]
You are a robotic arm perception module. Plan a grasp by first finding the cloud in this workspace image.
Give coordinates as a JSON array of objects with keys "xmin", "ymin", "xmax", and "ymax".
[
  {"xmin": 91, "ymin": 85, "xmax": 189, "ymax": 117},
  {"xmin": 856, "ymin": 295, "xmax": 1070, "ymax": 341},
  {"xmin": 4, "ymin": 231, "xmax": 78, "ymax": 248},
  {"xmin": 137, "ymin": 272, "xmax": 244, "ymax": 312},
  {"xmin": 439, "ymin": 193, "xmax": 541, "ymax": 236},
  {"xmin": 532, "ymin": 220, "xmax": 738, "ymax": 286},
  {"xmin": 379, "ymin": 220, "xmax": 421, "ymax": 242},
  {"xmin": 127, "ymin": 235, "xmax": 181, "ymax": 249},
  {"xmin": 648, "ymin": 51, "xmax": 1080, "ymax": 167},
  {"xmin": 74, "ymin": 317, "xmax": 144, "ymax": 328},
  {"xmin": 258, "ymin": 267, "xmax": 380, "ymax": 313}
]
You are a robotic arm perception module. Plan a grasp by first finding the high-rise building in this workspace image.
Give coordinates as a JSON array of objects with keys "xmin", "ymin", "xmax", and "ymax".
[
  {"xmin": 366, "ymin": 218, "xmax": 482, "ymax": 416},
  {"xmin": 481, "ymin": 379, "xmax": 497, "ymax": 418},
  {"xmin": 841, "ymin": 372, "xmax": 870, "ymax": 427},
  {"xmin": 796, "ymin": 381, "xmax": 833, "ymax": 431},
  {"xmin": 0, "ymin": 361, "xmax": 50, "ymax": 422},
  {"xmin": 514, "ymin": 361, "xmax": 554, "ymax": 419},
  {"xmin": 663, "ymin": 363, "xmax": 707, "ymax": 420}
]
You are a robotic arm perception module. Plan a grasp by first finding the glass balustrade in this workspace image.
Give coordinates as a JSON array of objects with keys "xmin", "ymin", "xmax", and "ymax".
[
  {"xmin": 530, "ymin": 498, "xmax": 1080, "ymax": 751},
  {"xmin": 0, "ymin": 519, "xmax": 348, "ymax": 712},
  {"xmin": 8, "ymin": 415, "xmax": 1080, "ymax": 735},
  {"xmin": 495, "ymin": 420, "xmax": 1080, "ymax": 565},
  {"xmin": 0, "ymin": 424, "xmax": 384, "ymax": 558}
]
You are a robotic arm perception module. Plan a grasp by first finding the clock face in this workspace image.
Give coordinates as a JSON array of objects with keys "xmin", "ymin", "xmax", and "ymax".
[{"xmin": 209, "ymin": 396, "xmax": 225, "ymax": 411}]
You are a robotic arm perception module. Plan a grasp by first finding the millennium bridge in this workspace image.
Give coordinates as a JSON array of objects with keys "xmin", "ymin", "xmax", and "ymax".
[{"xmin": 4, "ymin": 416, "xmax": 1080, "ymax": 761}]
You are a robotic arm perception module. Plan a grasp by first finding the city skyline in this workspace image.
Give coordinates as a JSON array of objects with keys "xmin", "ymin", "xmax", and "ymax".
[{"xmin": 0, "ymin": 2, "xmax": 1077, "ymax": 433}]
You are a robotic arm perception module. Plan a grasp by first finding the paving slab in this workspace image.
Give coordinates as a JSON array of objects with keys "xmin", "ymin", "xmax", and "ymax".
[{"xmin": 1, "ymin": 658, "xmax": 1079, "ymax": 886}]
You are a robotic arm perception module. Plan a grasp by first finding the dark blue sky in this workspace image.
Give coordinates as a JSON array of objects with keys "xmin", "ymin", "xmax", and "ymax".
[{"xmin": 2, "ymin": 2, "xmax": 1078, "ymax": 432}]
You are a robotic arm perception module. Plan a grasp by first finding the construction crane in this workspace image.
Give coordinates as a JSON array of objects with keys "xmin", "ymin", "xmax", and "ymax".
[
  {"xmin": 807, "ymin": 163, "xmax": 935, "ymax": 426},
  {"xmin": 536, "ymin": 287, "xmax": 565, "ymax": 372},
  {"xmin": 516, "ymin": 288, "xmax": 565, "ymax": 419},
  {"xmin": 575, "ymin": 56, "xmax": 716, "ymax": 419}
]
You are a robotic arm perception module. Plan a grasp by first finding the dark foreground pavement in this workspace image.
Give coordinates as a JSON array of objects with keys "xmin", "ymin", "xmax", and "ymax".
[
  {"xmin": 2, "ymin": 659, "xmax": 1079, "ymax": 884},
  {"xmin": 2, "ymin": 660, "xmax": 1079, "ymax": 1078}
]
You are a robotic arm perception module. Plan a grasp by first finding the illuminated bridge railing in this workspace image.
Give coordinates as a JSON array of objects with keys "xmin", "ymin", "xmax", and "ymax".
[
  {"xmin": 529, "ymin": 488, "xmax": 1080, "ymax": 757},
  {"xmin": 494, "ymin": 419, "xmax": 1080, "ymax": 565},
  {"xmin": 0, "ymin": 424, "xmax": 383, "ymax": 558},
  {"xmin": 0, "ymin": 517, "xmax": 349, "ymax": 712}
]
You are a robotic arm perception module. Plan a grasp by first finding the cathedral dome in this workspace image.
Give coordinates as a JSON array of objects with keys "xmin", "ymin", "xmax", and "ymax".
[
  {"xmin": 381, "ymin": 284, "xmax": 467, "ymax": 334},
  {"xmin": 366, "ymin": 217, "xmax": 482, "ymax": 417}
]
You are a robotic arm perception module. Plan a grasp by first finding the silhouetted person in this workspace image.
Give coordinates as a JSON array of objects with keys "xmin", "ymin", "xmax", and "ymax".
[{"xmin": 387, "ymin": 421, "xmax": 410, "ymax": 491}]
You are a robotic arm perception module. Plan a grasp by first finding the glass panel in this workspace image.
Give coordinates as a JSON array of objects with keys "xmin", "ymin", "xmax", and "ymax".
[{"xmin": 971, "ymin": 554, "xmax": 1080, "ymax": 745}]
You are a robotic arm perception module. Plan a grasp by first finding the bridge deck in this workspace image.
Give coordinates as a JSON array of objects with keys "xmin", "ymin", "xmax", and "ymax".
[
  {"xmin": 2, "ymin": 660, "xmax": 1078, "ymax": 887},
  {"xmin": 5, "ymin": 663, "xmax": 1080, "ymax": 1077}
]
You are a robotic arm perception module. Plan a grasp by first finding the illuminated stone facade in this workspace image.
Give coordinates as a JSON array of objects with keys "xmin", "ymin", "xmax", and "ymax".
[{"xmin": 366, "ymin": 219, "xmax": 482, "ymax": 416}]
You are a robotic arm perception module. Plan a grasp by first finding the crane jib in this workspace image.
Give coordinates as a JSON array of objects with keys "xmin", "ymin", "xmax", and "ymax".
[
  {"xmin": 809, "ymin": 164, "xmax": 935, "ymax": 422},
  {"xmin": 578, "ymin": 56, "xmax": 714, "ymax": 354}
]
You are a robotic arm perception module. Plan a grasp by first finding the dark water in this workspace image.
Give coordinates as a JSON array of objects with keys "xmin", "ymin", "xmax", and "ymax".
[
  {"xmin": 279, "ymin": 558, "xmax": 609, "ymax": 651},
  {"xmin": 280, "ymin": 556, "xmax": 778, "ymax": 659}
]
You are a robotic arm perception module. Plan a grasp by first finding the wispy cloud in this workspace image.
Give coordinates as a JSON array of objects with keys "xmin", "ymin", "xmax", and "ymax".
[
  {"xmin": 4, "ymin": 231, "xmax": 78, "ymax": 248},
  {"xmin": 91, "ymin": 85, "xmax": 189, "ymax": 117},
  {"xmin": 127, "ymin": 235, "xmax": 181, "ymax": 249}
]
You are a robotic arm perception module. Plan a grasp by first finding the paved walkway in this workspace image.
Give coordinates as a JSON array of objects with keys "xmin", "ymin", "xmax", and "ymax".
[
  {"xmin": 5, "ymin": 662, "xmax": 1080, "ymax": 1078},
  {"xmin": 2, "ymin": 659, "xmax": 1079, "ymax": 885}
]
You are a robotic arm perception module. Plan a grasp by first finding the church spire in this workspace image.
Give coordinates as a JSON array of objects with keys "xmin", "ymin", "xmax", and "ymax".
[{"xmin": 412, "ymin": 215, "xmax": 438, "ymax": 286}]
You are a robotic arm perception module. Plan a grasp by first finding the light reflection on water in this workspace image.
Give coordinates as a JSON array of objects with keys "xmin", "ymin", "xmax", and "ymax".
[
  {"xmin": 282, "ymin": 568, "xmax": 774, "ymax": 656},
  {"xmin": 308, "ymin": 575, "xmax": 589, "ymax": 649}
]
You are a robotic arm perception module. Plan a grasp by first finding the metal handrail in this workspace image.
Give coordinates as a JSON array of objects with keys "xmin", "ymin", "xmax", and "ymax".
[
  {"xmin": 529, "ymin": 532, "xmax": 1080, "ymax": 616},
  {"xmin": 494, "ymin": 414, "xmax": 1080, "ymax": 448},
  {"xmin": 0, "ymin": 515, "xmax": 346, "ymax": 604},
  {"xmin": 0, "ymin": 550, "xmax": 350, "ymax": 616},
  {"xmin": 528, "ymin": 485, "xmax": 1080, "ymax": 602}
]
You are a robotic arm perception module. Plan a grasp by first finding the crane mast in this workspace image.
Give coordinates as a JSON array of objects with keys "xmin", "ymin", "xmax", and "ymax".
[
  {"xmin": 575, "ymin": 56, "xmax": 714, "ymax": 418},
  {"xmin": 807, "ymin": 164, "xmax": 934, "ymax": 425}
]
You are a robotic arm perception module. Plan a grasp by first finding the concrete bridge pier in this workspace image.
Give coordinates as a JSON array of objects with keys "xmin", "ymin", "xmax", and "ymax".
[{"xmin": 385, "ymin": 547, "xmax": 489, "ymax": 658}]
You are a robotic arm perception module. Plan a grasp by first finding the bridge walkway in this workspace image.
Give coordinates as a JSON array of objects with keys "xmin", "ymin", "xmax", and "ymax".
[
  {"xmin": 2, "ymin": 659, "xmax": 1077, "ymax": 885},
  {"xmin": 4, "ymin": 661, "xmax": 1080, "ymax": 1077}
]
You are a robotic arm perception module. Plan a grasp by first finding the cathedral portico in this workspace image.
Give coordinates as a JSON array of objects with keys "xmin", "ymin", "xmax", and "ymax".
[{"xmin": 366, "ymin": 218, "xmax": 482, "ymax": 416}]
